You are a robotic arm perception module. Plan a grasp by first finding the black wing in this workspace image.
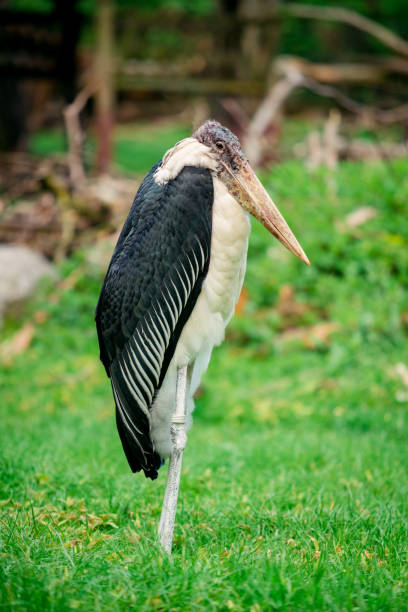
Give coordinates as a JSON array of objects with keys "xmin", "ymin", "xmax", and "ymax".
[{"xmin": 95, "ymin": 164, "xmax": 214, "ymax": 479}]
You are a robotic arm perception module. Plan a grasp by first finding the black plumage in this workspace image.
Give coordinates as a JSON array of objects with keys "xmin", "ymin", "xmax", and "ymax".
[{"xmin": 95, "ymin": 164, "xmax": 214, "ymax": 479}]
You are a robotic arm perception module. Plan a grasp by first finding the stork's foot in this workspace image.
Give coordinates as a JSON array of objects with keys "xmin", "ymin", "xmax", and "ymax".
[{"xmin": 158, "ymin": 367, "xmax": 187, "ymax": 554}]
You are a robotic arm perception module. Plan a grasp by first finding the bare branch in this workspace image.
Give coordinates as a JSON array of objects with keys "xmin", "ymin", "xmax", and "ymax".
[
  {"xmin": 284, "ymin": 3, "xmax": 408, "ymax": 58},
  {"xmin": 274, "ymin": 56, "xmax": 388, "ymax": 84},
  {"xmin": 374, "ymin": 104, "xmax": 408, "ymax": 124},
  {"xmin": 274, "ymin": 57, "xmax": 408, "ymax": 123},
  {"xmin": 63, "ymin": 86, "xmax": 95, "ymax": 191},
  {"xmin": 244, "ymin": 55, "xmax": 408, "ymax": 167},
  {"xmin": 244, "ymin": 70, "xmax": 303, "ymax": 166},
  {"xmin": 301, "ymin": 76, "xmax": 408, "ymax": 124},
  {"xmin": 296, "ymin": 135, "xmax": 408, "ymax": 164}
]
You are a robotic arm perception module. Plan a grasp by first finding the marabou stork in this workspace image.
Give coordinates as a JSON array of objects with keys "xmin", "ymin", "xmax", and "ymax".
[{"xmin": 95, "ymin": 120, "xmax": 309, "ymax": 553}]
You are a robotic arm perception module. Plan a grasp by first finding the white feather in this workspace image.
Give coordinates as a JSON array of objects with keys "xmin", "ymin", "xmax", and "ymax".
[
  {"xmin": 153, "ymin": 138, "xmax": 217, "ymax": 185},
  {"xmin": 150, "ymin": 173, "xmax": 250, "ymax": 457}
]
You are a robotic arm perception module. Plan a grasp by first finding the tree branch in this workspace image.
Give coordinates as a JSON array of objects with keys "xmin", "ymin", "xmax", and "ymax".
[
  {"xmin": 300, "ymin": 76, "xmax": 408, "ymax": 123},
  {"xmin": 63, "ymin": 86, "xmax": 95, "ymax": 191},
  {"xmin": 244, "ymin": 55, "xmax": 408, "ymax": 166},
  {"xmin": 283, "ymin": 3, "xmax": 408, "ymax": 58},
  {"xmin": 244, "ymin": 70, "xmax": 303, "ymax": 165}
]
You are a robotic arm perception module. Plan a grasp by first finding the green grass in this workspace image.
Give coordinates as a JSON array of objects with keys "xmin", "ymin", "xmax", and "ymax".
[
  {"xmin": 113, "ymin": 123, "xmax": 190, "ymax": 174},
  {"xmin": 1, "ymin": 156, "xmax": 408, "ymax": 611}
]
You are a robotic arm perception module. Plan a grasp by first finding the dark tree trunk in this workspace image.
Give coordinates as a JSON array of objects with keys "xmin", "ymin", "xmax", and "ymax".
[{"xmin": 54, "ymin": 0, "xmax": 81, "ymax": 103}]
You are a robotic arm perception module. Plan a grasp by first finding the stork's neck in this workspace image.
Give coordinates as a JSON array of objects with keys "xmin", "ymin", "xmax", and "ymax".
[
  {"xmin": 201, "ymin": 176, "xmax": 250, "ymax": 320},
  {"xmin": 154, "ymin": 137, "xmax": 217, "ymax": 185}
]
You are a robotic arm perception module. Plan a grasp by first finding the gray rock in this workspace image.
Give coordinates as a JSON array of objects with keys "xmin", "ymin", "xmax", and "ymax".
[{"xmin": 0, "ymin": 245, "xmax": 56, "ymax": 325}]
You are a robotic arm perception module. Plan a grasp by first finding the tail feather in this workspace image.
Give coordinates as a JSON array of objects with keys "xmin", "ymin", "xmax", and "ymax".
[
  {"xmin": 111, "ymin": 362, "xmax": 162, "ymax": 480},
  {"xmin": 115, "ymin": 408, "xmax": 161, "ymax": 479}
]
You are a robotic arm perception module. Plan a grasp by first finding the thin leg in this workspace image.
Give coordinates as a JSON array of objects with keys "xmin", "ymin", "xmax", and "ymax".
[{"xmin": 158, "ymin": 366, "xmax": 187, "ymax": 554}]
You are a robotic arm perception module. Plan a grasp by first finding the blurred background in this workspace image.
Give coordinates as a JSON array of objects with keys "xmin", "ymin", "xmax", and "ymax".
[
  {"xmin": 1, "ymin": 1, "xmax": 408, "ymax": 609},
  {"xmin": 1, "ymin": 0, "xmax": 408, "ymax": 261}
]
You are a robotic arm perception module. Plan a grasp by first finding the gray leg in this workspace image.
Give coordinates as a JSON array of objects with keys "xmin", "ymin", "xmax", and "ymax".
[{"xmin": 158, "ymin": 366, "xmax": 187, "ymax": 554}]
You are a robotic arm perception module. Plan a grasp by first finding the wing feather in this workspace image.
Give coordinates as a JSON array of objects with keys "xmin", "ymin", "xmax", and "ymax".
[{"xmin": 95, "ymin": 165, "xmax": 213, "ymax": 479}]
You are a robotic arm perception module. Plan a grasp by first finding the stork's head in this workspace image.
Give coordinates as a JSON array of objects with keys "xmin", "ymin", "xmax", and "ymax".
[{"xmin": 194, "ymin": 120, "xmax": 310, "ymax": 266}]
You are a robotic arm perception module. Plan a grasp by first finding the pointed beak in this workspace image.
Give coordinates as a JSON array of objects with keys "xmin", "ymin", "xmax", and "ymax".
[{"xmin": 219, "ymin": 160, "xmax": 310, "ymax": 265}]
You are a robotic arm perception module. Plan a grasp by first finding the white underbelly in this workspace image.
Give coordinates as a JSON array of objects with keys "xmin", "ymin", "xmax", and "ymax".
[{"xmin": 151, "ymin": 177, "xmax": 250, "ymax": 457}]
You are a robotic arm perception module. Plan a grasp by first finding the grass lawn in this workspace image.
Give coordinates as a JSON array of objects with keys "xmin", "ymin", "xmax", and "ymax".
[{"xmin": 1, "ymin": 151, "xmax": 408, "ymax": 610}]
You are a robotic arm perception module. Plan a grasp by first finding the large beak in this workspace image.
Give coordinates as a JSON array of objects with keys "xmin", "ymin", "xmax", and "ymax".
[{"xmin": 219, "ymin": 161, "xmax": 310, "ymax": 265}]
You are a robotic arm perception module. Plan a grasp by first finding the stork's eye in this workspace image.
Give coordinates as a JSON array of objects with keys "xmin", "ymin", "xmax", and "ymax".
[{"xmin": 215, "ymin": 141, "xmax": 225, "ymax": 151}]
